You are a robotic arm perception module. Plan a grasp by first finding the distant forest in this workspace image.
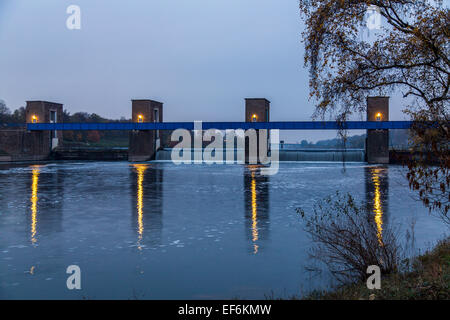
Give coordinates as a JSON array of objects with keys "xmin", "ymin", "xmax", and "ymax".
[{"xmin": 298, "ymin": 129, "xmax": 411, "ymax": 149}]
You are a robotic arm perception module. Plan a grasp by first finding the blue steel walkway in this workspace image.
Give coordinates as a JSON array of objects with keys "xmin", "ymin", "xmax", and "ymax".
[{"xmin": 27, "ymin": 121, "xmax": 414, "ymax": 131}]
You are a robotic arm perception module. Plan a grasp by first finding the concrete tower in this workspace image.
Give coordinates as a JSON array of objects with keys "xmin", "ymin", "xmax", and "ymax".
[
  {"xmin": 366, "ymin": 97, "xmax": 390, "ymax": 164},
  {"xmin": 128, "ymin": 99, "xmax": 163, "ymax": 162},
  {"xmin": 245, "ymin": 98, "xmax": 270, "ymax": 164}
]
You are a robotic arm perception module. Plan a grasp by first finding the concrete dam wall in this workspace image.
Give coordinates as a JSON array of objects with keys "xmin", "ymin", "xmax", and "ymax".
[{"xmin": 155, "ymin": 148, "xmax": 366, "ymax": 162}]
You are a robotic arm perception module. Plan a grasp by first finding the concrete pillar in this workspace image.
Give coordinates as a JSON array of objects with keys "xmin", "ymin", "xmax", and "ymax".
[
  {"xmin": 128, "ymin": 99, "xmax": 163, "ymax": 162},
  {"xmin": 366, "ymin": 97, "xmax": 389, "ymax": 164},
  {"xmin": 245, "ymin": 98, "xmax": 270, "ymax": 164},
  {"xmin": 25, "ymin": 101, "xmax": 63, "ymax": 160}
]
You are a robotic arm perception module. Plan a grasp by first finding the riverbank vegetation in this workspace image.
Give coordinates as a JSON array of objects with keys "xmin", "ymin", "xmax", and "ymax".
[
  {"xmin": 295, "ymin": 2, "xmax": 449, "ymax": 299},
  {"xmin": 305, "ymin": 237, "xmax": 449, "ymax": 300},
  {"xmin": 297, "ymin": 193, "xmax": 406, "ymax": 283},
  {"xmin": 297, "ymin": 193, "xmax": 449, "ymax": 300}
]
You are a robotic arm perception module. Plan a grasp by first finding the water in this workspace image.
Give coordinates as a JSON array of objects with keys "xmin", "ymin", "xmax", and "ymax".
[{"xmin": 0, "ymin": 161, "xmax": 447, "ymax": 299}]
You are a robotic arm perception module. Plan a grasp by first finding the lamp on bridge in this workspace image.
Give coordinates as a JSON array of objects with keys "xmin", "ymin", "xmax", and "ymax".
[
  {"xmin": 31, "ymin": 115, "xmax": 38, "ymax": 123},
  {"xmin": 137, "ymin": 114, "xmax": 144, "ymax": 123},
  {"xmin": 376, "ymin": 112, "xmax": 382, "ymax": 121},
  {"xmin": 252, "ymin": 114, "xmax": 258, "ymax": 122}
]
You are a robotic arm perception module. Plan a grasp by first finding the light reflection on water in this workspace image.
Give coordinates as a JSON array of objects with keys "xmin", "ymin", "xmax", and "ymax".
[
  {"xmin": 0, "ymin": 162, "xmax": 447, "ymax": 299},
  {"xmin": 30, "ymin": 167, "xmax": 40, "ymax": 245},
  {"xmin": 250, "ymin": 170, "xmax": 259, "ymax": 254},
  {"xmin": 244, "ymin": 165, "xmax": 269, "ymax": 255},
  {"xmin": 371, "ymin": 168, "xmax": 384, "ymax": 245},
  {"xmin": 134, "ymin": 164, "xmax": 148, "ymax": 250}
]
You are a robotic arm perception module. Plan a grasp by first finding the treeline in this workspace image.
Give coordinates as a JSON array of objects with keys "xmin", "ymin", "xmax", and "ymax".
[
  {"xmin": 298, "ymin": 134, "xmax": 366, "ymax": 149},
  {"xmin": 299, "ymin": 130, "xmax": 411, "ymax": 149},
  {"xmin": 0, "ymin": 100, "xmax": 26, "ymax": 123}
]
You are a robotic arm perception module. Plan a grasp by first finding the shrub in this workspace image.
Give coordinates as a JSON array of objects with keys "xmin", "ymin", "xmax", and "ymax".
[{"xmin": 297, "ymin": 192, "xmax": 408, "ymax": 284}]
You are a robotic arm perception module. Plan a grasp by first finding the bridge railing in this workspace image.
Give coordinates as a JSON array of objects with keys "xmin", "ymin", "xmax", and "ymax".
[
  {"xmin": 25, "ymin": 121, "xmax": 415, "ymax": 131},
  {"xmin": 0, "ymin": 123, "xmax": 26, "ymax": 128}
]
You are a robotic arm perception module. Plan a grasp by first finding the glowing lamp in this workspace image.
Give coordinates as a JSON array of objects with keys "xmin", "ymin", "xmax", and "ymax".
[
  {"xmin": 137, "ymin": 115, "xmax": 144, "ymax": 123},
  {"xmin": 252, "ymin": 114, "xmax": 258, "ymax": 122},
  {"xmin": 31, "ymin": 115, "xmax": 38, "ymax": 123},
  {"xmin": 376, "ymin": 113, "xmax": 382, "ymax": 121}
]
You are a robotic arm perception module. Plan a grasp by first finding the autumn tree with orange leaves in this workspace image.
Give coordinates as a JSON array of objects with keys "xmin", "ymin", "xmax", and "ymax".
[{"xmin": 299, "ymin": 0, "xmax": 449, "ymax": 222}]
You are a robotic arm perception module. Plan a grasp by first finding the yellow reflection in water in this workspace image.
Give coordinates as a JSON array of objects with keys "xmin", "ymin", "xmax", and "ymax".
[
  {"xmin": 30, "ymin": 166, "xmax": 40, "ymax": 244},
  {"xmin": 371, "ymin": 169, "xmax": 384, "ymax": 245},
  {"xmin": 134, "ymin": 164, "xmax": 148, "ymax": 250},
  {"xmin": 251, "ymin": 171, "xmax": 259, "ymax": 254}
]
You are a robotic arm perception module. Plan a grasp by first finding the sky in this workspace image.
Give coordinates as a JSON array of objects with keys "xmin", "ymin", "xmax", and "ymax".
[{"xmin": 0, "ymin": 0, "xmax": 413, "ymax": 142}]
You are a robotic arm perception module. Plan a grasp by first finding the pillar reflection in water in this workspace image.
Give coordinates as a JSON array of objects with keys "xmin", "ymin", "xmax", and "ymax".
[
  {"xmin": 30, "ymin": 166, "xmax": 40, "ymax": 244},
  {"xmin": 28, "ymin": 164, "xmax": 65, "ymax": 245},
  {"xmin": 130, "ymin": 164, "xmax": 163, "ymax": 249},
  {"xmin": 365, "ymin": 167, "xmax": 389, "ymax": 245},
  {"xmin": 244, "ymin": 166, "xmax": 270, "ymax": 254}
]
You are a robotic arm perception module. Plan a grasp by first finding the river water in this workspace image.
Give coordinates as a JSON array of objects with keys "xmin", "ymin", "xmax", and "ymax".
[{"xmin": 0, "ymin": 161, "xmax": 447, "ymax": 299}]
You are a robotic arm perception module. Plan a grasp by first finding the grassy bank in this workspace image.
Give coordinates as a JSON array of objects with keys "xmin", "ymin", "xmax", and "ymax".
[{"xmin": 305, "ymin": 238, "xmax": 449, "ymax": 300}]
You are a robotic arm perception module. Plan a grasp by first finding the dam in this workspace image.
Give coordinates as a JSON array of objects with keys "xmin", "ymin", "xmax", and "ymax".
[
  {"xmin": 155, "ymin": 148, "xmax": 366, "ymax": 162},
  {"xmin": 0, "ymin": 96, "xmax": 412, "ymax": 164}
]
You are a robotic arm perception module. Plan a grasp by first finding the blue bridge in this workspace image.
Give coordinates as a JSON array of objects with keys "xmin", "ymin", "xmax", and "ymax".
[{"xmin": 27, "ymin": 121, "xmax": 413, "ymax": 131}]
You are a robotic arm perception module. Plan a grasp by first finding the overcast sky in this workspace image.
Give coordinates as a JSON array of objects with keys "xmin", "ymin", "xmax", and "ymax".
[{"xmin": 0, "ymin": 0, "xmax": 414, "ymax": 142}]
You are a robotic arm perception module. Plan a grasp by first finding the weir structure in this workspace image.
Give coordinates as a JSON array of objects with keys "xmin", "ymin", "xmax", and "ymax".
[
  {"xmin": 366, "ymin": 97, "xmax": 389, "ymax": 164},
  {"xmin": 245, "ymin": 98, "xmax": 270, "ymax": 164},
  {"xmin": 0, "ymin": 101, "xmax": 62, "ymax": 161},
  {"xmin": 0, "ymin": 96, "xmax": 409, "ymax": 164},
  {"xmin": 128, "ymin": 99, "xmax": 163, "ymax": 162}
]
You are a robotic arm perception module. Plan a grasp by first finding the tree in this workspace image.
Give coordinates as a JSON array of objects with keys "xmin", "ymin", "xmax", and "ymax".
[
  {"xmin": 76, "ymin": 133, "xmax": 84, "ymax": 142},
  {"xmin": 300, "ymin": 139, "xmax": 310, "ymax": 147},
  {"xmin": 71, "ymin": 112, "xmax": 90, "ymax": 123},
  {"xmin": 63, "ymin": 130, "xmax": 75, "ymax": 141},
  {"xmin": 297, "ymin": 193, "xmax": 407, "ymax": 283},
  {"xmin": 89, "ymin": 113, "xmax": 106, "ymax": 123},
  {"xmin": 87, "ymin": 130, "xmax": 101, "ymax": 143},
  {"xmin": 299, "ymin": 0, "xmax": 449, "ymax": 221},
  {"xmin": 0, "ymin": 100, "xmax": 11, "ymax": 123},
  {"xmin": 11, "ymin": 106, "xmax": 26, "ymax": 123},
  {"xmin": 0, "ymin": 100, "xmax": 10, "ymax": 114},
  {"xmin": 62, "ymin": 110, "xmax": 72, "ymax": 122}
]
